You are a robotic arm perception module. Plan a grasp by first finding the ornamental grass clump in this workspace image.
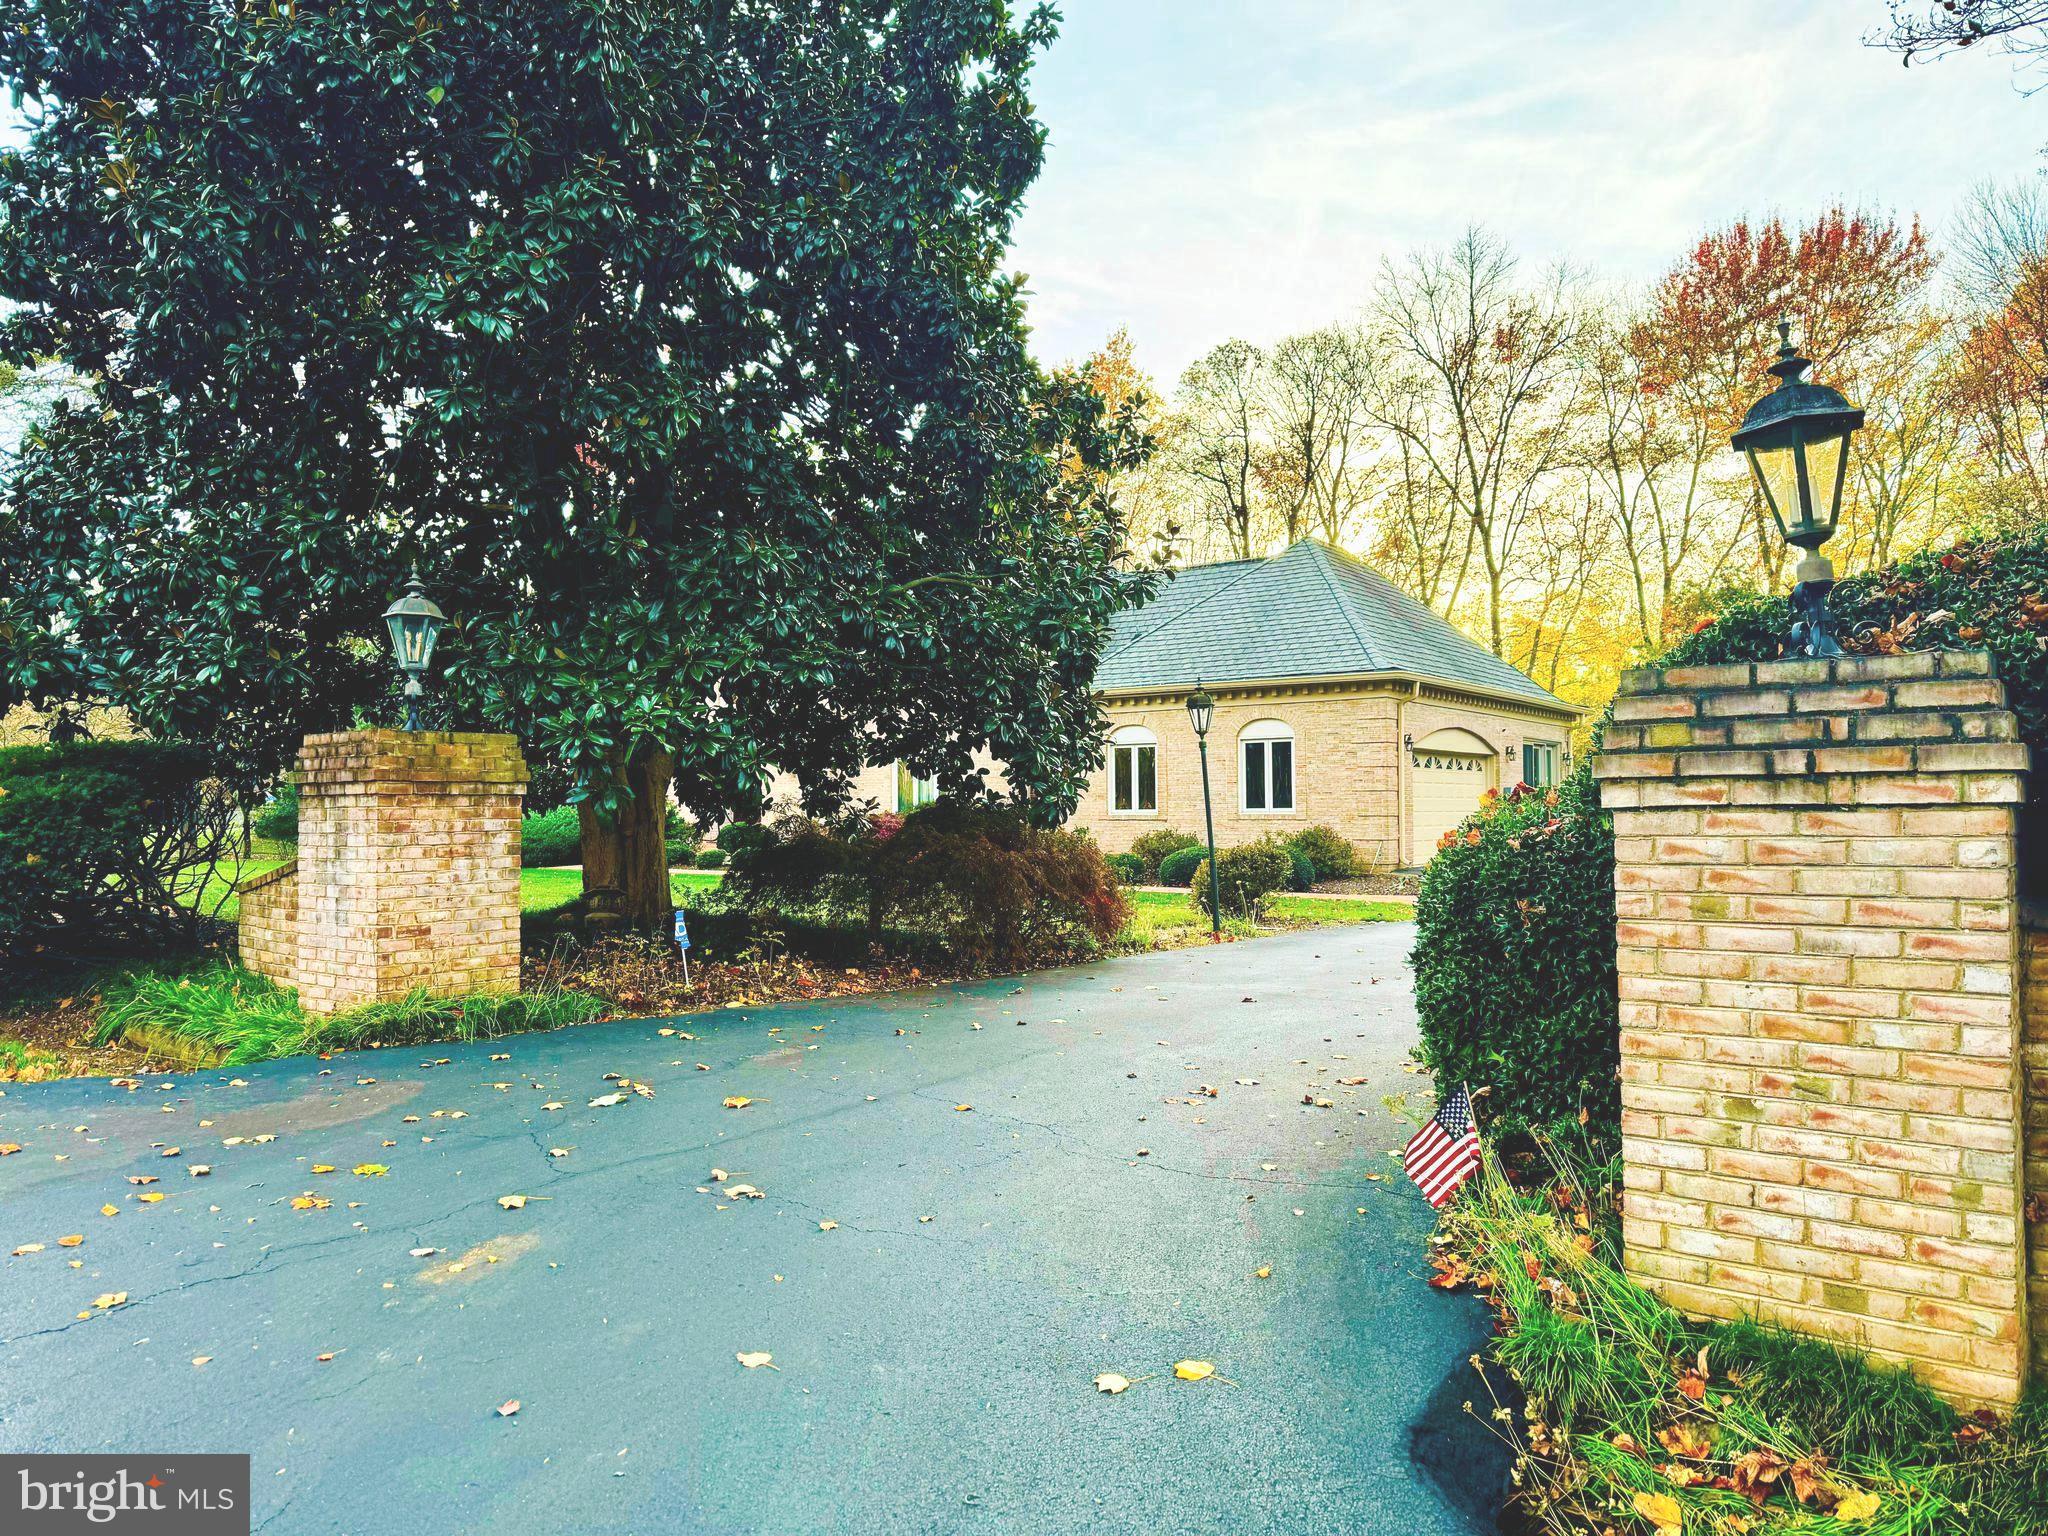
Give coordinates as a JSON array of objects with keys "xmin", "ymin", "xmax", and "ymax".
[{"xmin": 1439, "ymin": 1145, "xmax": 2048, "ymax": 1536}]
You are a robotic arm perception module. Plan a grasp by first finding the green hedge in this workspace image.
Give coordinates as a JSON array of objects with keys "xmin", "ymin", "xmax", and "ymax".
[
  {"xmin": 1189, "ymin": 838, "xmax": 1293, "ymax": 918},
  {"xmin": 1285, "ymin": 824, "xmax": 1358, "ymax": 880},
  {"xmin": 1105, "ymin": 852, "xmax": 1144, "ymax": 885},
  {"xmin": 1127, "ymin": 828, "xmax": 1199, "ymax": 881},
  {"xmin": 1156, "ymin": 845, "xmax": 1206, "ymax": 887},
  {"xmin": 0, "ymin": 739, "xmax": 236, "ymax": 963},
  {"xmin": 520, "ymin": 805, "xmax": 582, "ymax": 868},
  {"xmin": 1412, "ymin": 767, "xmax": 1619, "ymax": 1146}
]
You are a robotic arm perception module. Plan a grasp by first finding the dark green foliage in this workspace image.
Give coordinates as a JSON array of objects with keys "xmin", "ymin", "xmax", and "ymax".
[
  {"xmin": 1127, "ymin": 828, "xmax": 1199, "ymax": 880},
  {"xmin": 695, "ymin": 848, "xmax": 727, "ymax": 870},
  {"xmin": 0, "ymin": 0, "xmax": 1156, "ymax": 834},
  {"xmin": 251, "ymin": 779, "xmax": 299, "ymax": 843},
  {"xmin": 662, "ymin": 804, "xmax": 696, "ymax": 868},
  {"xmin": 721, "ymin": 801, "xmax": 1127, "ymax": 970},
  {"xmin": 1284, "ymin": 846, "xmax": 1316, "ymax": 892},
  {"xmin": 666, "ymin": 842, "xmax": 695, "ymax": 871},
  {"xmin": 717, "ymin": 822, "xmax": 773, "ymax": 857},
  {"xmin": 0, "ymin": 740, "xmax": 237, "ymax": 964},
  {"xmin": 1285, "ymin": 824, "xmax": 1358, "ymax": 880},
  {"xmin": 1104, "ymin": 852, "xmax": 1144, "ymax": 885},
  {"xmin": 1663, "ymin": 528, "xmax": 2048, "ymax": 803},
  {"xmin": 1189, "ymin": 839, "xmax": 1293, "ymax": 918},
  {"xmin": 1412, "ymin": 768, "xmax": 1619, "ymax": 1146},
  {"xmin": 1156, "ymin": 845, "xmax": 1207, "ymax": 888},
  {"xmin": 520, "ymin": 806, "xmax": 582, "ymax": 868}
]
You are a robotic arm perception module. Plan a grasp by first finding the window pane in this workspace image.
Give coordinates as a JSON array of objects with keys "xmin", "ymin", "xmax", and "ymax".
[
  {"xmin": 1113, "ymin": 747, "xmax": 1132, "ymax": 811},
  {"xmin": 1522, "ymin": 744, "xmax": 1535, "ymax": 786},
  {"xmin": 1270, "ymin": 740, "xmax": 1293, "ymax": 810},
  {"xmin": 1136, "ymin": 746, "xmax": 1156, "ymax": 811},
  {"xmin": 1244, "ymin": 741, "xmax": 1267, "ymax": 810}
]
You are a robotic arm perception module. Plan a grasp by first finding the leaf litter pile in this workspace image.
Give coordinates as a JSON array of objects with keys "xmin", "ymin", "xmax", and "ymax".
[{"xmin": 1431, "ymin": 1147, "xmax": 2048, "ymax": 1536}]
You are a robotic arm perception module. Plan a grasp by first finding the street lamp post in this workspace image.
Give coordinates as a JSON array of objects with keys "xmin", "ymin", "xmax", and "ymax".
[
  {"xmin": 1185, "ymin": 683, "xmax": 1222, "ymax": 938},
  {"xmin": 381, "ymin": 569, "xmax": 446, "ymax": 731},
  {"xmin": 1731, "ymin": 322, "xmax": 1866, "ymax": 658}
]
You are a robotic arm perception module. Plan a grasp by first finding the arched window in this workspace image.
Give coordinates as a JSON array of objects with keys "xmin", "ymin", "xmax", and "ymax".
[
  {"xmin": 1238, "ymin": 719, "xmax": 1295, "ymax": 813},
  {"xmin": 1108, "ymin": 725, "xmax": 1158, "ymax": 814}
]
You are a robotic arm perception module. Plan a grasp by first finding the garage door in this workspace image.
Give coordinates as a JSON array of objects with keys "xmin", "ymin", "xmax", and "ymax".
[{"xmin": 1411, "ymin": 736, "xmax": 1496, "ymax": 860}]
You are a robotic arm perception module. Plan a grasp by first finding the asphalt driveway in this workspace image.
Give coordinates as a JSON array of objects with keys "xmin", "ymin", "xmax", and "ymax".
[{"xmin": 0, "ymin": 923, "xmax": 1488, "ymax": 1535}]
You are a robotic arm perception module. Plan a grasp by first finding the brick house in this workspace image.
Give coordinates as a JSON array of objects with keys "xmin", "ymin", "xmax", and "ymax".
[{"xmin": 1064, "ymin": 540, "xmax": 1579, "ymax": 870}]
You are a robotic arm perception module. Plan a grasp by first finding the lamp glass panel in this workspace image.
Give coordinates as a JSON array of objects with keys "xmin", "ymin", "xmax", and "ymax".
[
  {"xmin": 1748, "ymin": 442, "xmax": 1803, "ymax": 539},
  {"xmin": 1801, "ymin": 429, "xmax": 1849, "ymax": 534}
]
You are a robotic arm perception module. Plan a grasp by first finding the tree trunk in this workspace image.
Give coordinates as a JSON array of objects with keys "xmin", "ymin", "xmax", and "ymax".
[{"xmin": 579, "ymin": 747, "xmax": 674, "ymax": 935}]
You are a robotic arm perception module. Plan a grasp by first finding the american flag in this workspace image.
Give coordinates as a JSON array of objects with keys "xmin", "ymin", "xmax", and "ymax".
[{"xmin": 1404, "ymin": 1086, "xmax": 1481, "ymax": 1208}]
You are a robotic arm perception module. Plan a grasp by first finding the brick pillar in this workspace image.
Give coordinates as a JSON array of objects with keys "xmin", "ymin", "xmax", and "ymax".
[
  {"xmin": 1596, "ymin": 651, "xmax": 2032, "ymax": 1409},
  {"xmin": 292, "ymin": 730, "xmax": 526, "ymax": 1015},
  {"xmin": 2024, "ymin": 914, "xmax": 2048, "ymax": 1381}
]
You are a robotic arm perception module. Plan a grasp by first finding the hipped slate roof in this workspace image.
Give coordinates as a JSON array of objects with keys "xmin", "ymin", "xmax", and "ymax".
[{"xmin": 1098, "ymin": 540, "xmax": 1569, "ymax": 711}]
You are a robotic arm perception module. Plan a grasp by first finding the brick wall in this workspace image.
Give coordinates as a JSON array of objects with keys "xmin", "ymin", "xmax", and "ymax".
[
  {"xmin": 2025, "ymin": 914, "xmax": 2048, "ymax": 1379},
  {"xmin": 1064, "ymin": 683, "xmax": 1570, "ymax": 870},
  {"xmin": 1596, "ymin": 651, "xmax": 2033, "ymax": 1410},
  {"xmin": 292, "ymin": 731, "xmax": 526, "ymax": 1014},
  {"xmin": 236, "ymin": 858, "xmax": 298, "ymax": 985}
]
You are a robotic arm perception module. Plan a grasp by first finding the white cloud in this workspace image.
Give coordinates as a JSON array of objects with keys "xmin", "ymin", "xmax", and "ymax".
[{"xmin": 1015, "ymin": 1, "xmax": 2047, "ymax": 381}]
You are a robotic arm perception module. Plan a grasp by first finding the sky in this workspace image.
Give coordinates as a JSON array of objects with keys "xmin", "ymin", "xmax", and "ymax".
[{"xmin": 1010, "ymin": 0, "xmax": 2048, "ymax": 384}]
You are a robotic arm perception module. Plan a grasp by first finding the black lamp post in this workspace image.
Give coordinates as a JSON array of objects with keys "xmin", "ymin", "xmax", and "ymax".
[
  {"xmin": 1185, "ymin": 682, "xmax": 1222, "ymax": 938},
  {"xmin": 381, "ymin": 569, "xmax": 445, "ymax": 731},
  {"xmin": 1731, "ymin": 323, "xmax": 1865, "ymax": 658}
]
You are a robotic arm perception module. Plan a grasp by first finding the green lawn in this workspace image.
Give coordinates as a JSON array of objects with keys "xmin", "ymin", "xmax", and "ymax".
[
  {"xmin": 199, "ymin": 859, "xmax": 722, "ymax": 922},
  {"xmin": 1115, "ymin": 888, "xmax": 1409, "ymax": 949}
]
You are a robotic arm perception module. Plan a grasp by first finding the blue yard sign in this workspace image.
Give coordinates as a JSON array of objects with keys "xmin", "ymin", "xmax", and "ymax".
[{"xmin": 672, "ymin": 908, "xmax": 690, "ymax": 951}]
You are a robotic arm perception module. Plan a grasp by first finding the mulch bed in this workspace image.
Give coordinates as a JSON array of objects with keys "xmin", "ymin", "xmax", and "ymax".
[{"xmin": 1315, "ymin": 871, "xmax": 1421, "ymax": 896}]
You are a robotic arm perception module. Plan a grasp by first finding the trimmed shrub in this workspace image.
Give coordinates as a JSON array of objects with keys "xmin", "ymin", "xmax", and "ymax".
[
  {"xmin": 252, "ymin": 779, "xmax": 299, "ymax": 843},
  {"xmin": 695, "ymin": 848, "xmax": 727, "ymax": 869},
  {"xmin": 1189, "ymin": 838, "xmax": 1293, "ymax": 918},
  {"xmin": 1412, "ymin": 767, "xmax": 1618, "ymax": 1147},
  {"xmin": 1285, "ymin": 824, "xmax": 1358, "ymax": 881},
  {"xmin": 667, "ymin": 842, "xmax": 696, "ymax": 870},
  {"xmin": 1127, "ymin": 827, "xmax": 1200, "ymax": 880},
  {"xmin": 520, "ymin": 805, "xmax": 582, "ymax": 868},
  {"xmin": 1156, "ymin": 845, "xmax": 1207, "ymax": 888},
  {"xmin": 1284, "ymin": 846, "xmax": 1315, "ymax": 892},
  {"xmin": 717, "ymin": 821, "xmax": 772, "ymax": 856},
  {"xmin": 0, "ymin": 740, "xmax": 237, "ymax": 963},
  {"xmin": 1105, "ymin": 852, "xmax": 1145, "ymax": 885}
]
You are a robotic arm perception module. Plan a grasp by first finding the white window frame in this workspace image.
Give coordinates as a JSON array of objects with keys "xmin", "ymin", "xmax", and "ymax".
[
  {"xmin": 1520, "ymin": 741, "xmax": 1560, "ymax": 789},
  {"xmin": 1108, "ymin": 726, "xmax": 1159, "ymax": 816},
  {"xmin": 1238, "ymin": 720, "xmax": 1296, "ymax": 814}
]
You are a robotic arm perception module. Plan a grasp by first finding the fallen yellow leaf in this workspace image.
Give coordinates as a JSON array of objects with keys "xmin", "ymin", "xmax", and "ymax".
[
  {"xmin": 12, "ymin": 1243, "xmax": 44, "ymax": 1256},
  {"xmin": 1254, "ymin": 1265, "xmax": 1272, "ymax": 1279},
  {"xmin": 818, "ymin": 1220, "xmax": 838, "ymax": 1231},
  {"xmin": 191, "ymin": 1356, "xmax": 211, "ymax": 1367},
  {"xmin": 352, "ymin": 1164, "xmax": 387, "ymax": 1177},
  {"xmin": 722, "ymin": 1097, "xmax": 753, "ymax": 1110},
  {"xmin": 1632, "ymin": 1490, "xmax": 1682, "ymax": 1536},
  {"xmin": 92, "ymin": 1292, "xmax": 127, "ymax": 1309},
  {"xmin": 1833, "ymin": 1491, "xmax": 1881, "ymax": 1523},
  {"xmin": 1093, "ymin": 1372, "xmax": 1136, "ymax": 1394},
  {"xmin": 1173, "ymin": 1360, "xmax": 1216, "ymax": 1382},
  {"xmin": 138, "ymin": 1192, "xmax": 164, "ymax": 1204},
  {"xmin": 57, "ymin": 1234, "xmax": 83, "ymax": 1248},
  {"xmin": 310, "ymin": 1165, "xmax": 336, "ymax": 1174},
  {"xmin": 736, "ymin": 1351, "xmax": 777, "ymax": 1370},
  {"xmin": 99, "ymin": 1204, "xmax": 118, "ymax": 1218}
]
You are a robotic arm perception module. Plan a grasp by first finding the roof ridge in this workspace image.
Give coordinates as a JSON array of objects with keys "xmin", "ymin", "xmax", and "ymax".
[
  {"xmin": 1295, "ymin": 540, "xmax": 1381, "ymax": 673},
  {"xmin": 1102, "ymin": 549, "xmax": 1273, "ymax": 667}
]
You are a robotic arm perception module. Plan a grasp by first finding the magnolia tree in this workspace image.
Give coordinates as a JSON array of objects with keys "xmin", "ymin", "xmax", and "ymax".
[{"xmin": 0, "ymin": 0, "xmax": 1153, "ymax": 932}]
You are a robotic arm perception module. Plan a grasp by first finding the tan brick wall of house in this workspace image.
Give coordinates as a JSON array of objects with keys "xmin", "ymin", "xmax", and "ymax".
[
  {"xmin": 292, "ymin": 731, "xmax": 526, "ymax": 1015},
  {"xmin": 1597, "ymin": 651, "xmax": 2033, "ymax": 1409},
  {"xmin": 2024, "ymin": 916, "xmax": 2048, "ymax": 1378},
  {"xmin": 236, "ymin": 858, "xmax": 298, "ymax": 985},
  {"xmin": 1062, "ymin": 681, "xmax": 1572, "ymax": 870}
]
